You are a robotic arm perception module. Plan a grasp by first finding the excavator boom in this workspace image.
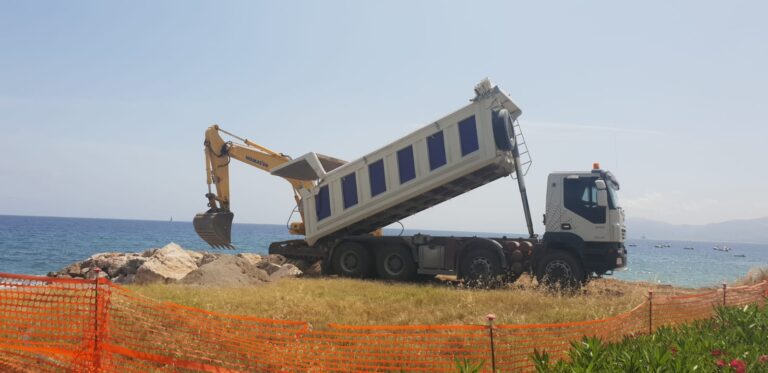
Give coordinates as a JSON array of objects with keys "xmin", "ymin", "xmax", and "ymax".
[{"xmin": 193, "ymin": 125, "xmax": 338, "ymax": 248}]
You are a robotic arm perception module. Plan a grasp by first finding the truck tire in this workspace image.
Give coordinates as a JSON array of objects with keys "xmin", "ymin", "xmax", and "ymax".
[
  {"xmin": 535, "ymin": 250, "xmax": 585, "ymax": 290},
  {"xmin": 332, "ymin": 242, "xmax": 373, "ymax": 278},
  {"xmin": 459, "ymin": 248, "xmax": 502, "ymax": 286},
  {"xmin": 375, "ymin": 245, "xmax": 416, "ymax": 281}
]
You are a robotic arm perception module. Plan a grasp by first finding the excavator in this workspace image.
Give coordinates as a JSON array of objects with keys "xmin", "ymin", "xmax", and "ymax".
[{"xmin": 192, "ymin": 125, "xmax": 346, "ymax": 248}]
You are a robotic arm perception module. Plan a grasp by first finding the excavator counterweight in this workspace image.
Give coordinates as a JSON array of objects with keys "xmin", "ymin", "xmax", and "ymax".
[{"xmin": 193, "ymin": 210, "xmax": 235, "ymax": 249}]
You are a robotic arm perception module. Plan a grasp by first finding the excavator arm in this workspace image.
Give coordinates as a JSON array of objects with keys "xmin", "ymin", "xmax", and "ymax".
[{"xmin": 193, "ymin": 125, "xmax": 322, "ymax": 248}]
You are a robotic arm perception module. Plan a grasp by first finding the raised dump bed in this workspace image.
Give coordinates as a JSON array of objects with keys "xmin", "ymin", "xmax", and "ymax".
[{"xmin": 289, "ymin": 83, "xmax": 524, "ymax": 246}]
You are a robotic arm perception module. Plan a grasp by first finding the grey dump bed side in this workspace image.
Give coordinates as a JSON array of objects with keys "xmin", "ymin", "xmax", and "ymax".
[{"xmin": 298, "ymin": 84, "xmax": 522, "ymax": 246}]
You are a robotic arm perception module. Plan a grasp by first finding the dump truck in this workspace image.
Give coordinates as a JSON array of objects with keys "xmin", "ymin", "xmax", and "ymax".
[{"xmin": 194, "ymin": 79, "xmax": 626, "ymax": 287}]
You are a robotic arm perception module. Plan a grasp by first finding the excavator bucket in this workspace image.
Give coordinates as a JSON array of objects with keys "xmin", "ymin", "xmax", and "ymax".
[{"xmin": 193, "ymin": 211, "xmax": 235, "ymax": 249}]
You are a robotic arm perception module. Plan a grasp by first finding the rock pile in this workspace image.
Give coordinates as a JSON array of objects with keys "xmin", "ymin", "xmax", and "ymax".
[{"xmin": 47, "ymin": 243, "xmax": 321, "ymax": 285}]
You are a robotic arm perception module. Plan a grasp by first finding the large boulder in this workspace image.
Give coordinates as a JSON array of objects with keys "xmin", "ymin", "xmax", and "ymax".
[
  {"xmin": 134, "ymin": 243, "xmax": 203, "ymax": 284},
  {"xmin": 181, "ymin": 255, "xmax": 270, "ymax": 286}
]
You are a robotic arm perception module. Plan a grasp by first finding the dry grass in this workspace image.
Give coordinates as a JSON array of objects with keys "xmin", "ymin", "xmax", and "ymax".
[
  {"xmin": 735, "ymin": 266, "xmax": 768, "ymax": 286},
  {"xmin": 125, "ymin": 276, "xmax": 686, "ymax": 329}
]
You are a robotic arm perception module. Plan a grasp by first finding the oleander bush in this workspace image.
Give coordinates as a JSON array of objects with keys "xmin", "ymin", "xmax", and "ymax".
[{"xmin": 533, "ymin": 304, "xmax": 768, "ymax": 372}]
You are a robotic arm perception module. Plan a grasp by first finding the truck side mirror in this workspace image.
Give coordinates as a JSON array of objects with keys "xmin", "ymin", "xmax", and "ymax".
[
  {"xmin": 597, "ymin": 189, "xmax": 608, "ymax": 207},
  {"xmin": 594, "ymin": 179, "xmax": 606, "ymax": 190}
]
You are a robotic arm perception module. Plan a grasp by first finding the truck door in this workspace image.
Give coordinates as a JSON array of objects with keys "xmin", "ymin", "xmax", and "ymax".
[{"xmin": 562, "ymin": 177, "xmax": 608, "ymax": 242}]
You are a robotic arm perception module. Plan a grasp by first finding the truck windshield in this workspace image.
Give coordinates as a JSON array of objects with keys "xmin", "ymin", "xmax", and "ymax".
[{"xmin": 607, "ymin": 183, "xmax": 620, "ymax": 209}]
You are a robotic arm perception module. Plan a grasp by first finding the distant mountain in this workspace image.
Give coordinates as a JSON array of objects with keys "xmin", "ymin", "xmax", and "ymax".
[{"xmin": 626, "ymin": 217, "xmax": 768, "ymax": 244}]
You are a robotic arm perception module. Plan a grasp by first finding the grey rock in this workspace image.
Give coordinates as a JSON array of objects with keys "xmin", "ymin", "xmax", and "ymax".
[
  {"xmin": 93, "ymin": 253, "xmax": 130, "ymax": 278},
  {"xmin": 303, "ymin": 260, "xmax": 324, "ymax": 277},
  {"xmin": 268, "ymin": 264, "xmax": 303, "ymax": 281},
  {"xmin": 142, "ymin": 248, "xmax": 158, "ymax": 257},
  {"xmin": 64, "ymin": 263, "xmax": 82, "ymax": 277},
  {"xmin": 112, "ymin": 274, "xmax": 135, "ymax": 284},
  {"xmin": 236, "ymin": 253, "xmax": 263, "ymax": 266},
  {"xmin": 257, "ymin": 261, "xmax": 283, "ymax": 275},
  {"xmin": 268, "ymin": 254, "xmax": 287, "ymax": 265},
  {"xmin": 123, "ymin": 257, "xmax": 148, "ymax": 275},
  {"xmin": 197, "ymin": 252, "xmax": 221, "ymax": 267},
  {"xmin": 285, "ymin": 258, "xmax": 309, "ymax": 272}
]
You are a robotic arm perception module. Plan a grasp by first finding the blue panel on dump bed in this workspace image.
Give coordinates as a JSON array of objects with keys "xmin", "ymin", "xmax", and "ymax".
[
  {"xmin": 369, "ymin": 159, "xmax": 386, "ymax": 197},
  {"xmin": 427, "ymin": 131, "xmax": 446, "ymax": 170},
  {"xmin": 459, "ymin": 115, "xmax": 479, "ymax": 156},
  {"xmin": 341, "ymin": 172, "xmax": 358, "ymax": 208},
  {"xmin": 316, "ymin": 185, "xmax": 331, "ymax": 220},
  {"xmin": 397, "ymin": 146, "xmax": 416, "ymax": 184}
]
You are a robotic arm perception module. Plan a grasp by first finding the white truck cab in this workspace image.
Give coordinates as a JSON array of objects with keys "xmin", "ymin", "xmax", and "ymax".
[{"xmin": 542, "ymin": 164, "xmax": 627, "ymax": 277}]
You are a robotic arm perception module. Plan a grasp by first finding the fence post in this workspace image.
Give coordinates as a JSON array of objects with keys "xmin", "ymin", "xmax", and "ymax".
[
  {"xmin": 92, "ymin": 268, "xmax": 101, "ymax": 372},
  {"xmin": 722, "ymin": 283, "xmax": 727, "ymax": 306},
  {"xmin": 648, "ymin": 290, "xmax": 653, "ymax": 334},
  {"xmin": 486, "ymin": 314, "xmax": 496, "ymax": 373}
]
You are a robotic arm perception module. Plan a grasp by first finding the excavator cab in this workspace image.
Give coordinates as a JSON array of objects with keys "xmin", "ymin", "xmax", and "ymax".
[{"xmin": 193, "ymin": 210, "xmax": 235, "ymax": 249}]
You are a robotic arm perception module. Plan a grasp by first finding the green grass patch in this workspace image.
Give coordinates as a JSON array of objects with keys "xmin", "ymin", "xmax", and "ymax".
[{"xmin": 533, "ymin": 304, "xmax": 768, "ymax": 372}]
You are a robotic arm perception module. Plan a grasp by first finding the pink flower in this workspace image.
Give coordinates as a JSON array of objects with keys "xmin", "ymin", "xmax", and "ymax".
[
  {"xmin": 670, "ymin": 346, "xmax": 678, "ymax": 355},
  {"xmin": 711, "ymin": 349, "xmax": 723, "ymax": 357},
  {"xmin": 759, "ymin": 355, "xmax": 768, "ymax": 364},
  {"xmin": 730, "ymin": 359, "xmax": 746, "ymax": 373},
  {"xmin": 715, "ymin": 359, "xmax": 725, "ymax": 367}
]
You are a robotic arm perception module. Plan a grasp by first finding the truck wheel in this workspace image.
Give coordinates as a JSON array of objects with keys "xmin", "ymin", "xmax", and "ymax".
[
  {"xmin": 375, "ymin": 246, "xmax": 416, "ymax": 281},
  {"xmin": 459, "ymin": 248, "xmax": 502, "ymax": 286},
  {"xmin": 535, "ymin": 251, "xmax": 585, "ymax": 290},
  {"xmin": 332, "ymin": 242, "xmax": 373, "ymax": 278}
]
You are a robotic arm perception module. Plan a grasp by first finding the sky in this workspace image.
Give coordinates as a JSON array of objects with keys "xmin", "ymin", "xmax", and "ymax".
[{"xmin": 1, "ymin": 1, "xmax": 767, "ymax": 235}]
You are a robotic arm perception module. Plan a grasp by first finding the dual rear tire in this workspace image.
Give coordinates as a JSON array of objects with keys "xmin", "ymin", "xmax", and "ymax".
[
  {"xmin": 459, "ymin": 248, "xmax": 503, "ymax": 286},
  {"xmin": 331, "ymin": 242, "xmax": 416, "ymax": 281}
]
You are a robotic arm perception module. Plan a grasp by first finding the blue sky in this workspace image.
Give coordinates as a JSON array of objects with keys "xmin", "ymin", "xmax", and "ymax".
[{"xmin": 1, "ymin": 1, "xmax": 766, "ymax": 234}]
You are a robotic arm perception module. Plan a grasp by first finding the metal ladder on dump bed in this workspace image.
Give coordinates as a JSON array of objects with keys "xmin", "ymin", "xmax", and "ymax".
[{"xmin": 511, "ymin": 119, "xmax": 532, "ymax": 178}]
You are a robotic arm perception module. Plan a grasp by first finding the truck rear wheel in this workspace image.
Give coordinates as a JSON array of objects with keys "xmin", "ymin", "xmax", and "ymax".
[
  {"xmin": 535, "ymin": 250, "xmax": 585, "ymax": 290},
  {"xmin": 332, "ymin": 242, "xmax": 373, "ymax": 278},
  {"xmin": 459, "ymin": 248, "xmax": 502, "ymax": 286},
  {"xmin": 375, "ymin": 245, "xmax": 416, "ymax": 281}
]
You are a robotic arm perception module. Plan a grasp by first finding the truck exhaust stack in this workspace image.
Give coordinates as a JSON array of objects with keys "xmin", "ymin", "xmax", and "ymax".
[{"xmin": 193, "ymin": 210, "xmax": 235, "ymax": 249}]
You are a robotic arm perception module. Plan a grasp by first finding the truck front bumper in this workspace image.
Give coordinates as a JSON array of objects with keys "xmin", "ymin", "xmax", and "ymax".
[{"xmin": 583, "ymin": 242, "xmax": 627, "ymax": 275}]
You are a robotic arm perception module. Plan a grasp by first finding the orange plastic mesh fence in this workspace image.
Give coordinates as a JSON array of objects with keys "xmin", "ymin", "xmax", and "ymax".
[{"xmin": 0, "ymin": 272, "xmax": 765, "ymax": 372}]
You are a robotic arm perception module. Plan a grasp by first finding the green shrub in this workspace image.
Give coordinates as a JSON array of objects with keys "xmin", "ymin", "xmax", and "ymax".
[
  {"xmin": 454, "ymin": 358, "xmax": 485, "ymax": 373},
  {"xmin": 532, "ymin": 305, "xmax": 768, "ymax": 372}
]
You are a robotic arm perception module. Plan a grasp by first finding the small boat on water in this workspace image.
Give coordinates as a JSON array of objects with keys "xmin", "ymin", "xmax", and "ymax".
[
  {"xmin": 628, "ymin": 244, "xmax": 637, "ymax": 247},
  {"xmin": 713, "ymin": 245, "xmax": 731, "ymax": 252},
  {"xmin": 654, "ymin": 243, "xmax": 672, "ymax": 248},
  {"xmin": 683, "ymin": 247, "xmax": 694, "ymax": 250},
  {"xmin": 734, "ymin": 254, "xmax": 746, "ymax": 257}
]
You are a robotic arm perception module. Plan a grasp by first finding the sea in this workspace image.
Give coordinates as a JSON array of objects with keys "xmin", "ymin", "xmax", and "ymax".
[{"xmin": 0, "ymin": 215, "xmax": 766, "ymax": 288}]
